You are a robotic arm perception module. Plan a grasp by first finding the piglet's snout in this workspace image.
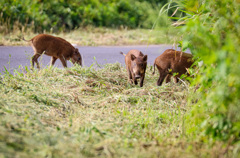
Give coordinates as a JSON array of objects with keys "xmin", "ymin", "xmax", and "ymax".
[{"xmin": 135, "ymin": 75, "xmax": 141, "ymax": 79}]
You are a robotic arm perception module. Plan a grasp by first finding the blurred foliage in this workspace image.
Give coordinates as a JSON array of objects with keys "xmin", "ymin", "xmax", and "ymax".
[
  {"xmin": 0, "ymin": 0, "xmax": 173, "ymax": 32},
  {"xmin": 169, "ymin": 0, "xmax": 240, "ymax": 144}
]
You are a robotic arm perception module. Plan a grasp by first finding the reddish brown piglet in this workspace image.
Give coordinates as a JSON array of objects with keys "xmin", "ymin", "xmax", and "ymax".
[
  {"xmin": 152, "ymin": 49, "xmax": 194, "ymax": 86},
  {"xmin": 120, "ymin": 49, "xmax": 148, "ymax": 87},
  {"xmin": 22, "ymin": 34, "xmax": 82, "ymax": 69}
]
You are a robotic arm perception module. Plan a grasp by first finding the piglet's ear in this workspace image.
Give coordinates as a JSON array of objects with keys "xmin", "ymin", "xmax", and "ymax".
[
  {"xmin": 74, "ymin": 48, "xmax": 79, "ymax": 54},
  {"xmin": 131, "ymin": 54, "xmax": 136, "ymax": 61},
  {"xmin": 143, "ymin": 55, "xmax": 148, "ymax": 61}
]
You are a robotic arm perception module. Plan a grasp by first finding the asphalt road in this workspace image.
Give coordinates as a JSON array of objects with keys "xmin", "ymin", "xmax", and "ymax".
[{"xmin": 0, "ymin": 45, "xmax": 186, "ymax": 74}]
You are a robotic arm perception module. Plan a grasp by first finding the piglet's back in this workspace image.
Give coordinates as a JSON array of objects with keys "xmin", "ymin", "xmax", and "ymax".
[
  {"xmin": 160, "ymin": 49, "xmax": 193, "ymax": 61},
  {"xmin": 31, "ymin": 34, "xmax": 74, "ymax": 56},
  {"xmin": 126, "ymin": 49, "xmax": 144, "ymax": 57}
]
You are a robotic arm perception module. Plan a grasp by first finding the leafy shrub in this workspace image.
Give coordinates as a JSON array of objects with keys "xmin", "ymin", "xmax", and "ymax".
[
  {"xmin": 0, "ymin": 0, "xmax": 171, "ymax": 32},
  {"xmin": 169, "ymin": 0, "xmax": 240, "ymax": 144}
]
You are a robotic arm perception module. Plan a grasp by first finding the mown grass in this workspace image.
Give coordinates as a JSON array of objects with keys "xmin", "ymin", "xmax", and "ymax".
[
  {"xmin": 0, "ymin": 26, "xmax": 179, "ymax": 46},
  {"xmin": 0, "ymin": 63, "xmax": 235, "ymax": 158}
]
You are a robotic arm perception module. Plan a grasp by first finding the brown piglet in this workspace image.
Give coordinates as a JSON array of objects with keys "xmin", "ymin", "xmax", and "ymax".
[
  {"xmin": 152, "ymin": 49, "xmax": 194, "ymax": 86},
  {"xmin": 22, "ymin": 34, "xmax": 82, "ymax": 68},
  {"xmin": 120, "ymin": 49, "xmax": 147, "ymax": 87}
]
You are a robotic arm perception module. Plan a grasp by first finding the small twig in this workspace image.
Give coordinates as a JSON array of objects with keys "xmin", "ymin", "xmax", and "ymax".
[
  {"xmin": 178, "ymin": 78, "xmax": 188, "ymax": 88},
  {"xmin": 171, "ymin": 7, "xmax": 179, "ymax": 17}
]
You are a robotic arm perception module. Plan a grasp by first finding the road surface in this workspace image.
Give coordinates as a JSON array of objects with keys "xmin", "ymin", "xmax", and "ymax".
[{"xmin": 0, "ymin": 45, "xmax": 186, "ymax": 74}]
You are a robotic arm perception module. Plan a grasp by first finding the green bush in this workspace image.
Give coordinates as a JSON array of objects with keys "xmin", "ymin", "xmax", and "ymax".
[
  {"xmin": 0, "ymin": 0, "xmax": 171, "ymax": 32},
  {"xmin": 170, "ymin": 0, "xmax": 240, "ymax": 144}
]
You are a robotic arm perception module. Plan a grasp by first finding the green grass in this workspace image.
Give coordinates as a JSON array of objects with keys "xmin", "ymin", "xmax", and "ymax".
[
  {"xmin": 0, "ymin": 26, "xmax": 179, "ymax": 46},
  {"xmin": 0, "ymin": 63, "xmax": 236, "ymax": 158}
]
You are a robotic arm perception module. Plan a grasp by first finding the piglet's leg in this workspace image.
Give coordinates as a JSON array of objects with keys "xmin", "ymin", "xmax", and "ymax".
[
  {"xmin": 50, "ymin": 57, "xmax": 57, "ymax": 66},
  {"xmin": 32, "ymin": 53, "xmax": 41, "ymax": 69},
  {"xmin": 165, "ymin": 74, "xmax": 172, "ymax": 83},
  {"xmin": 157, "ymin": 71, "xmax": 168, "ymax": 86},
  {"xmin": 134, "ymin": 79, "xmax": 138, "ymax": 85},
  {"xmin": 140, "ymin": 74, "xmax": 145, "ymax": 87},
  {"xmin": 127, "ymin": 68, "xmax": 133, "ymax": 84},
  {"xmin": 131, "ymin": 72, "xmax": 138, "ymax": 85},
  {"xmin": 59, "ymin": 55, "xmax": 67, "ymax": 68}
]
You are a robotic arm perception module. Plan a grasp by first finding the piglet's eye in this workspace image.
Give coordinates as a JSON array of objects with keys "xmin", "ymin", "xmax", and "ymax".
[{"xmin": 78, "ymin": 57, "xmax": 81, "ymax": 60}]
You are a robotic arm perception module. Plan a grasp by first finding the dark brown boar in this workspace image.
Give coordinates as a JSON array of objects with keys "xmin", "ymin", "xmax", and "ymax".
[
  {"xmin": 152, "ymin": 49, "xmax": 194, "ymax": 86},
  {"xmin": 120, "ymin": 49, "xmax": 148, "ymax": 87},
  {"xmin": 22, "ymin": 34, "xmax": 82, "ymax": 68}
]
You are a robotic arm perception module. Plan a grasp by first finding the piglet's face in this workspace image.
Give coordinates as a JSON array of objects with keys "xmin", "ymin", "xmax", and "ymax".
[
  {"xmin": 131, "ymin": 54, "xmax": 147, "ymax": 79},
  {"xmin": 71, "ymin": 48, "xmax": 82, "ymax": 66}
]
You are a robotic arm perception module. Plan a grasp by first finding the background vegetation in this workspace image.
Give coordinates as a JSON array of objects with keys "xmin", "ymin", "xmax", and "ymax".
[
  {"xmin": 0, "ymin": 0, "xmax": 180, "ymax": 46},
  {"xmin": 0, "ymin": 0, "xmax": 174, "ymax": 33},
  {"xmin": 169, "ymin": 0, "xmax": 240, "ymax": 150}
]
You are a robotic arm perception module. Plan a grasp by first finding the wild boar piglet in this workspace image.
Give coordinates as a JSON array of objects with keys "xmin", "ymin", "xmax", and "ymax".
[
  {"xmin": 152, "ymin": 49, "xmax": 194, "ymax": 86},
  {"xmin": 22, "ymin": 34, "xmax": 82, "ymax": 69},
  {"xmin": 120, "ymin": 49, "xmax": 147, "ymax": 87}
]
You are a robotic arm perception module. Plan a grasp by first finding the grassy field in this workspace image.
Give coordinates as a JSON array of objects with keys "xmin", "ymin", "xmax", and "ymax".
[
  {"xmin": 0, "ymin": 63, "xmax": 235, "ymax": 158},
  {"xmin": 0, "ymin": 27, "xmax": 179, "ymax": 46}
]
